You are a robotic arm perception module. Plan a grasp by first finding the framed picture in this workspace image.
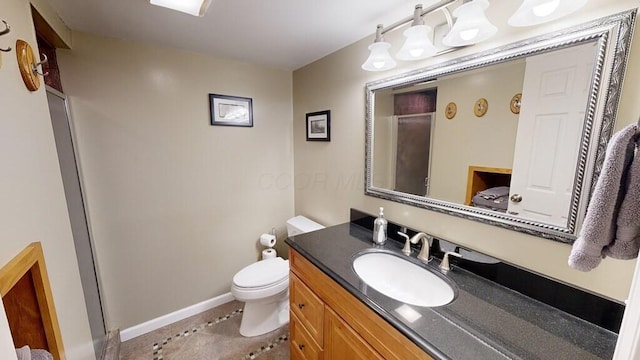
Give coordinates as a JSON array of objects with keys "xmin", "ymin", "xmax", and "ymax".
[
  {"xmin": 306, "ymin": 110, "xmax": 331, "ymax": 141},
  {"xmin": 209, "ymin": 93, "xmax": 253, "ymax": 127}
]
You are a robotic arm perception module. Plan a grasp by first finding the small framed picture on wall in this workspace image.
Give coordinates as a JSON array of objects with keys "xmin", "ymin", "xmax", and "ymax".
[
  {"xmin": 209, "ymin": 93, "xmax": 253, "ymax": 127},
  {"xmin": 306, "ymin": 110, "xmax": 331, "ymax": 141}
]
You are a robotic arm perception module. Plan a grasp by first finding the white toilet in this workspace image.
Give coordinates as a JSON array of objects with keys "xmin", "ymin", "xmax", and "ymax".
[{"xmin": 231, "ymin": 216, "xmax": 324, "ymax": 337}]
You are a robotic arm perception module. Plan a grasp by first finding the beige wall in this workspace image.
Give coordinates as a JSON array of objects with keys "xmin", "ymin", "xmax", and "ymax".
[
  {"xmin": 56, "ymin": 32, "xmax": 295, "ymax": 329},
  {"xmin": 372, "ymin": 92, "xmax": 395, "ymax": 189},
  {"xmin": 293, "ymin": 0, "xmax": 640, "ymax": 301},
  {"xmin": 0, "ymin": 0, "xmax": 95, "ymax": 359}
]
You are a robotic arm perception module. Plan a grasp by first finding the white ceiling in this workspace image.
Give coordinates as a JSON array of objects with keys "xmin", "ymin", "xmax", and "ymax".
[{"xmin": 45, "ymin": 0, "xmax": 442, "ymax": 70}]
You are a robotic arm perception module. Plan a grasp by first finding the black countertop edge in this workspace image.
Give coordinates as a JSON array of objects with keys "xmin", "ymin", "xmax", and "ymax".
[
  {"xmin": 286, "ymin": 240, "xmax": 452, "ymax": 360},
  {"xmin": 348, "ymin": 208, "xmax": 625, "ymax": 333}
]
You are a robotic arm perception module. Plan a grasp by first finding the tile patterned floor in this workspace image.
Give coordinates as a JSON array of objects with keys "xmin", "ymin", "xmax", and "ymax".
[{"xmin": 120, "ymin": 300, "xmax": 290, "ymax": 360}]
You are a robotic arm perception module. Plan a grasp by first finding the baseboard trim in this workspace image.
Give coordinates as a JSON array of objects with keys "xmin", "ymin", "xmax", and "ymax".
[{"xmin": 120, "ymin": 292, "xmax": 234, "ymax": 341}]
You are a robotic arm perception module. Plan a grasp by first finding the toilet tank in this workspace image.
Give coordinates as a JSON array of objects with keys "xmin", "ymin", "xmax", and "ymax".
[{"xmin": 286, "ymin": 216, "xmax": 324, "ymax": 236}]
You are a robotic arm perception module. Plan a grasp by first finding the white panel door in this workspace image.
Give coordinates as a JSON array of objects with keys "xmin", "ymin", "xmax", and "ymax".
[{"xmin": 508, "ymin": 42, "xmax": 597, "ymax": 227}]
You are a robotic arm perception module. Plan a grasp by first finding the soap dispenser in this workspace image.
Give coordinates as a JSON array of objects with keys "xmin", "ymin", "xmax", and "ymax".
[{"xmin": 373, "ymin": 207, "xmax": 388, "ymax": 245}]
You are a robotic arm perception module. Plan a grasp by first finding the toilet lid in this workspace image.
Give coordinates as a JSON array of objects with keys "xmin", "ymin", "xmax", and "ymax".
[{"xmin": 233, "ymin": 257, "xmax": 289, "ymax": 288}]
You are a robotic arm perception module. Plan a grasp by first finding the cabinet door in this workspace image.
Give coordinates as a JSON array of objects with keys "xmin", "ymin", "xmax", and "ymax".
[
  {"xmin": 291, "ymin": 272, "xmax": 325, "ymax": 346},
  {"xmin": 291, "ymin": 312, "xmax": 323, "ymax": 360},
  {"xmin": 324, "ymin": 307, "xmax": 384, "ymax": 360}
]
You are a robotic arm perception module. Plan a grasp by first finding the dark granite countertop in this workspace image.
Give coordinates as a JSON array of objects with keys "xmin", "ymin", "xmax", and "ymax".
[{"xmin": 285, "ymin": 221, "xmax": 618, "ymax": 360}]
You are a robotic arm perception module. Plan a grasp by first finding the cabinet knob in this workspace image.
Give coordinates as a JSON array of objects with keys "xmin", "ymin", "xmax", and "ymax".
[
  {"xmin": 298, "ymin": 303, "xmax": 305, "ymax": 309},
  {"xmin": 298, "ymin": 344, "xmax": 305, "ymax": 350}
]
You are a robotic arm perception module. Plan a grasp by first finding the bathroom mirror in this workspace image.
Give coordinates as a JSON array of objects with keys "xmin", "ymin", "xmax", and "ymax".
[{"xmin": 365, "ymin": 10, "xmax": 636, "ymax": 243}]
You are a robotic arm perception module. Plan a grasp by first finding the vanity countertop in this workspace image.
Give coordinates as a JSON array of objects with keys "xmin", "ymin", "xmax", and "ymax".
[{"xmin": 285, "ymin": 221, "xmax": 618, "ymax": 360}]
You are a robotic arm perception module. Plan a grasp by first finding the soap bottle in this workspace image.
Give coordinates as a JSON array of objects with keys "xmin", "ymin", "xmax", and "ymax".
[{"xmin": 373, "ymin": 207, "xmax": 387, "ymax": 245}]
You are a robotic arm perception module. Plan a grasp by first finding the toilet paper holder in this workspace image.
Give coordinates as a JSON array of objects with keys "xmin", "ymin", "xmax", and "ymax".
[{"xmin": 260, "ymin": 234, "xmax": 276, "ymax": 248}]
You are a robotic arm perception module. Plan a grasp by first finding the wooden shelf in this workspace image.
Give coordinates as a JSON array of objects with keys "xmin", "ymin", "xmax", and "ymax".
[{"xmin": 465, "ymin": 166, "xmax": 512, "ymax": 206}]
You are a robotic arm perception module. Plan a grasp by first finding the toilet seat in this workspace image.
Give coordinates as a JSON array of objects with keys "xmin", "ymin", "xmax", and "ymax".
[
  {"xmin": 231, "ymin": 258, "xmax": 289, "ymax": 301},
  {"xmin": 231, "ymin": 276, "xmax": 288, "ymax": 301},
  {"xmin": 233, "ymin": 257, "xmax": 289, "ymax": 288}
]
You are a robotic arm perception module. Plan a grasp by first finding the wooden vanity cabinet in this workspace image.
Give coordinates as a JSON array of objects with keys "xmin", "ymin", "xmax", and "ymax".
[
  {"xmin": 324, "ymin": 307, "xmax": 384, "ymax": 360},
  {"xmin": 289, "ymin": 248, "xmax": 434, "ymax": 360},
  {"xmin": 291, "ymin": 311, "xmax": 322, "ymax": 360},
  {"xmin": 290, "ymin": 272, "xmax": 324, "ymax": 346}
]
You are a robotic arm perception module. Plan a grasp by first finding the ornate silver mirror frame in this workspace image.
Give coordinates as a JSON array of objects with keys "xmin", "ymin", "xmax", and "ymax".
[{"xmin": 365, "ymin": 10, "xmax": 636, "ymax": 243}]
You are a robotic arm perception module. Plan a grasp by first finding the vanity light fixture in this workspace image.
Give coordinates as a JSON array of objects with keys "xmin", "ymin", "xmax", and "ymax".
[
  {"xmin": 149, "ymin": 0, "xmax": 212, "ymax": 17},
  {"xmin": 362, "ymin": 0, "xmax": 590, "ymax": 72},
  {"xmin": 362, "ymin": 0, "xmax": 494, "ymax": 72},
  {"xmin": 508, "ymin": 0, "xmax": 589, "ymax": 27}
]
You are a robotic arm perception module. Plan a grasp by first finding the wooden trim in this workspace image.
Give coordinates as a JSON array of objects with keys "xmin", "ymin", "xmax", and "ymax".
[
  {"xmin": 290, "ymin": 249, "xmax": 433, "ymax": 360},
  {"xmin": 0, "ymin": 242, "xmax": 66, "ymax": 360},
  {"xmin": 464, "ymin": 166, "xmax": 512, "ymax": 206},
  {"xmin": 30, "ymin": 6, "xmax": 70, "ymax": 49}
]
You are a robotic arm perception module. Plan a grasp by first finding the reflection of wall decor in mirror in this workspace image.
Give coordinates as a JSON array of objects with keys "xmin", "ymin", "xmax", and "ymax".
[
  {"xmin": 474, "ymin": 98, "xmax": 488, "ymax": 117},
  {"xmin": 209, "ymin": 93, "xmax": 253, "ymax": 127},
  {"xmin": 306, "ymin": 110, "xmax": 331, "ymax": 141},
  {"xmin": 510, "ymin": 93, "xmax": 522, "ymax": 114},
  {"xmin": 445, "ymin": 102, "xmax": 457, "ymax": 119},
  {"xmin": 365, "ymin": 10, "xmax": 636, "ymax": 243}
]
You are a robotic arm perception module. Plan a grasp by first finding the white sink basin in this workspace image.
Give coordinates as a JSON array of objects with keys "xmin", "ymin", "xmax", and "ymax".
[{"xmin": 352, "ymin": 251, "xmax": 455, "ymax": 307}]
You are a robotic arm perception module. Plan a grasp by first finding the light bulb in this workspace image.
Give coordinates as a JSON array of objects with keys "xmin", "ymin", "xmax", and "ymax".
[
  {"xmin": 533, "ymin": 0, "xmax": 560, "ymax": 17},
  {"xmin": 362, "ymin": 42, "xmax": 396, "ymax": 71},
  {"xmin": 396, "ymin": 24, "xmax": 437, "ymax": 61},
  {"xmin": 410, "ymin": 48, "xmax": 425, "ymax": 57},
  {"xmin": 460, "ymin": 28, "xmax": 479, "ymax": 41}
]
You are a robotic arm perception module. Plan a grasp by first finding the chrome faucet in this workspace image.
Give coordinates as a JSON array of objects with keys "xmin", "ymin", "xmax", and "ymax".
[
  {"xmin": 439, "ymin": 251, "xmax": 463, "ymax": 272},
  {"xmin": 409, "ymin": 232, "xmax": 431, "ymax": 263},
  {"xmin": 397, "ymin": 231, "xmax": 411, "ymax": 255}
]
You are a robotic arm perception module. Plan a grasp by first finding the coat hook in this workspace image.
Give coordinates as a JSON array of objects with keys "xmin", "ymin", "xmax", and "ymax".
[
  {"xmin": 32, "ymin": 53, "xmax": 49, "ymax": 76},
  {"xmin": 0, "ymin": 20, "xmax": 11, "ymax": 52},
  {"xmin": 0, "ymin": 20, "xmax": 10, "ymax": 36}
]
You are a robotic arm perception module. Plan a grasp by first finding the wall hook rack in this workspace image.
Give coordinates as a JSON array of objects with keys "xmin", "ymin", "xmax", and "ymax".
[
  {"xmin": 32, "ymin": 53, "xmax": 49, "ymax": 76},
  {"xmin": 0, "ymin": 20, "xmax": 11, "ymax": 52},
  {"xmin": 16, "ymin": 39, "xmax": 44, "ymax": 91}
]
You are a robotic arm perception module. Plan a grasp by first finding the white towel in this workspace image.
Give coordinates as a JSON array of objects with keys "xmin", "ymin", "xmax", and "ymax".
[{"xmin": 568, "ymin": 123, "xmax": 638, "ymax": 271}]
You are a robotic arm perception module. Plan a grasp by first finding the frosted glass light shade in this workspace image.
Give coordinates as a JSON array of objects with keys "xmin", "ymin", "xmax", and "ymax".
[
  {"xmin": 508, "ymin": 0, "xmax": 589, "ymax": 27},
  {"xmin": 442, "ymin": 0, "xmax": 497, "ymax": 47},
  {"xmin": 396, "ymin": 25, "xmax": 437, "ymax": 61},
  {"xmin": 150, "ymin": 0, "xmax": 211, "ymax": 16},
  {"xmin": 362, "ymin": 42, "xmax": 397, "ymax": 71}
]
